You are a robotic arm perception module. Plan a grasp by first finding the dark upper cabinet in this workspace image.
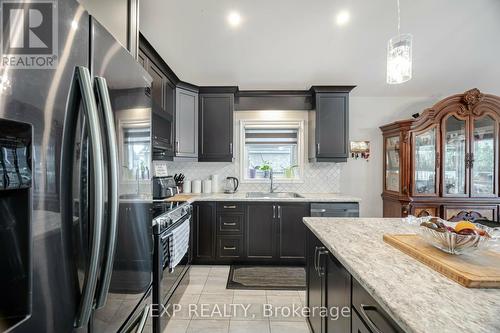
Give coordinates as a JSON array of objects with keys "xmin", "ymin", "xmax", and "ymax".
[
  {"xmin": 199, "ymin": 88, "xmax": 236, "ymax": 162},
  {"xmin": 309, "ymin": 86, "xmax": 355, "ymax": 163},
  {"xmin": 246, "ymin": 203, "xmax": 276, "ymax": 259},
  {"xmin": 193, "ymin": 202, "xmax": 216, "ymax": 261},
  {"xmin": 138, "ymin": 36, "xmax": 179, "ymax": 160},
  {"xmin": 277, "ymin": 203, "xmax": 309, "ymax": 260},
  {"xmin": 175, "ymin": 85, "xmax": 199, "ymax": 159}
]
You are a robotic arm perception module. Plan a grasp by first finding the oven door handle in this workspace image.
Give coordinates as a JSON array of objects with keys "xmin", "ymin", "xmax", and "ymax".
[{"xmin": 135, "ymin": 305, "xmax": 150, "ymax": 333}]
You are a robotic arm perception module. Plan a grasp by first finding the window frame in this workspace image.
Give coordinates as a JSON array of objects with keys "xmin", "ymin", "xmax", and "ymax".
[{"xmin": 239, "ymin": 120, "xmax": 305, "ymax": 184}]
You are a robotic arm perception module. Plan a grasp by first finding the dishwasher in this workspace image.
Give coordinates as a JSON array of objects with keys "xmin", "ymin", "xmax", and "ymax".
[{"xmin": 310, "ymin": 203, "xmax": 359, "ymax": 217}]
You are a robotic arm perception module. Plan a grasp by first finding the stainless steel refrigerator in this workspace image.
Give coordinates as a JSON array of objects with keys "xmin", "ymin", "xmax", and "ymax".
[{"xmin": 0, "ymin": 0, "xmax": 153, "ymax": 332}]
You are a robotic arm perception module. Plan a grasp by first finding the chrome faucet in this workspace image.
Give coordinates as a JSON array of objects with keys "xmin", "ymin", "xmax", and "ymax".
[{"xmin": 269, "ymin": 169, "xmax": 277, "ymax": 193}]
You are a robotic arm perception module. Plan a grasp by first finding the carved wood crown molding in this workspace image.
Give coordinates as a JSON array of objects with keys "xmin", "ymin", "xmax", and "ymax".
[{"xmin": 412, "ymin": 88, "xmax": 500, "ymax": 129}]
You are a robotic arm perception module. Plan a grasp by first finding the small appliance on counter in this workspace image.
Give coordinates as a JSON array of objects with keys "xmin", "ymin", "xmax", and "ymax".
[
  {"xmin": 224, "ymin": 176, "xmax": 239, "ymax": 194},
  {"xmin": 153, "ymin": 176, "xmax": 178, "ymax": 199}
]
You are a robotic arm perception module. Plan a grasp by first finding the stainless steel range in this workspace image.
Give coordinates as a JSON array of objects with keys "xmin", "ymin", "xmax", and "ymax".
[{"xmin": 151, "ymin": 195, "xmax": 192, "ymax": 333}]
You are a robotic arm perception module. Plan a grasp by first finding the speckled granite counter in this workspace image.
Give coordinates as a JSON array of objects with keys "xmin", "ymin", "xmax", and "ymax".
[
  {"xmin": 303, "ymin": 217, "xmax": 500, "ymax": 333},
  {"xmin": 159, "ymin": 192, "xmax": 361, "ymax": 203}
]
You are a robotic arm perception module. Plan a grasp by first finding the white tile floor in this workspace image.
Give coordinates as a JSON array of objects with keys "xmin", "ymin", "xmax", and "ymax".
[{"xmin": 163, "ymin": 265, "xmax": 310, "ymax": 333}]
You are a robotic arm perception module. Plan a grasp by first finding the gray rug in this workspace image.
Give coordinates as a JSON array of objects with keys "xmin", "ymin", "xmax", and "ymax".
[{"xmin": 226, "ymin": 265, "xmax": 306, "ymax": 290}]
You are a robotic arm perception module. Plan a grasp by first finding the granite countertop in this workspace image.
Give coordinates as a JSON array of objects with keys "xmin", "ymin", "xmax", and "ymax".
[
  {"xmin": 303, "ymin": 217, "xmax": 500, "ymax": 333},
  {"xmin": 158, "ymin": 192, "xmax": 361, "ymax": 203}
]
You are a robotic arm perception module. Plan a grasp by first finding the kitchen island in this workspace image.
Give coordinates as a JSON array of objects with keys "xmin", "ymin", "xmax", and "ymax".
[{"xmin": 303, "ymin": 217, "xmax": 500, "ymax": 333}]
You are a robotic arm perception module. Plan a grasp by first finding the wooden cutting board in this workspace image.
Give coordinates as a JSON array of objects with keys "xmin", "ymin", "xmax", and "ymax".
[
  {"xmin": 383, "ymin": 234, "xmax": 500, "ymax": 288},
  {"xmin": 165, "ymin": 194, "xmax": 199, "ymax": 202}
]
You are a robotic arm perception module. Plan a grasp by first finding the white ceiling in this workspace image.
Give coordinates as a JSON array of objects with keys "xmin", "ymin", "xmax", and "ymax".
[{"xmin": 140, "ymin": 0, "xmax": 500, "ymax": 97}]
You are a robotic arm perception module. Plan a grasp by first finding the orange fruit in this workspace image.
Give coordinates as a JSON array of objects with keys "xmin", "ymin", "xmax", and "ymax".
[{"xmin": 454, "ymin": 221, "xmax": 476, "ymax": 233}]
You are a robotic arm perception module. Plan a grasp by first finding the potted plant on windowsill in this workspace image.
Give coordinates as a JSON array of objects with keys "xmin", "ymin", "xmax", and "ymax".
[
  {"xmin": 260, "ymin": 163, "xmax": 271, "ymax": 178},
  {"xmin": 283, "ymin": 165, "xmax": 298, "ymax": 178},
  {"xmin": 248, "ymin": 165, "xmax": 257, "ymax": 178}
]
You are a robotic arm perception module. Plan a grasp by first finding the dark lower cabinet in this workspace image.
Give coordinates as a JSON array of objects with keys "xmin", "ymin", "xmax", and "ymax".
[
  {"xmin": 278, "ymin": 203, "xmax": 309, "ymax": 260},
  {"xmin": 326, "ymin": 254, "xmax": 351, "ymax": 333},
  {"xmin": 306, "ymin": 229, "xmax": 404, "ymax": 333},
  {"xmin": 352, "ymin": 310, "xmax": 370, "ymax": 333},
  {"xmin": 192, "ymin": 201, "xmax": 310, "ymax": 264},
  {"xmin": 352, "ymin": 279, "xmax": 403, "ymax": 333},
  {"xmin": 307, "ymin": 232, "xmax": 325, "ymax": 333},
  {"xmin": 193, "ymin": 202, "xmax": 216, "ymax": 262},
  {"xmin": 307, "ymin": 231, "xmax": 351, "ymax": 333},
  {"xmin": 246, "ymin": 203, "xmax": 276, "ymax": 259}
]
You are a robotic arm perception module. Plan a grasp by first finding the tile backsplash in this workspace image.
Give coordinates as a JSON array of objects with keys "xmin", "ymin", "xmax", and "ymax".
[{"xmin": 166, "ymin": 161, "xmax": 342, "ymax": 193}]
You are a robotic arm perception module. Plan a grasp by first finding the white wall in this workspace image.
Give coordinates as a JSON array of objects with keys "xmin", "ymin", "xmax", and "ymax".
[
  {"xmin": 78, "ymin": 0, "xmax": 129, "ymax": 48},
  {"xmin": 340, "ymin": 96, "xmax": 440, "ymax": 217}
]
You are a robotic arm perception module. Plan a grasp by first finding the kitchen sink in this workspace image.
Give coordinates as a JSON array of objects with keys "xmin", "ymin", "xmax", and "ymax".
[{"xmin": 246, "ymin": 192, "xmax": 303, "ymax": 199}]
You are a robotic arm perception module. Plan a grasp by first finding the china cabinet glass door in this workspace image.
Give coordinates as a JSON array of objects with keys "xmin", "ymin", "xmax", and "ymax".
[
  {"xmin": 413, "ymin": 127, "xmax": 437, "ymax": 195},
  {"xmin": 385, "ymin": 136, "xmax": 400, "ymax": 192},
  {"xmin": 443, "ymin": 116, "xmax": 467, "ymax": 196},
  {"xmin": 471, "ymin": 116, "xmax": 497, "ymax": 196}
]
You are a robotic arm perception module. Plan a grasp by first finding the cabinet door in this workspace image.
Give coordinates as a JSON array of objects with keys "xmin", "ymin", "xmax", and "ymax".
[
  {"xmin": 148, "ymin": 62, "xmax": 165, "ymax": 109},
  {"xmin": 412, "ymin": 126, "xmax": 439, "ymax": 196},
  {"xmin": 471, "ymin": 115, "xmax": 498, "ymax": 197},
  {"xmin": 444, "ymin": 205, "xmax": 497, "ymax": 222},
  {"xmin": 352, "ymin": 310, "xmax": 371, "ymax": 333},
  {"xmin": 442, "ymin": 114, "xmax": 468, "ymax": 197},
  {"xmin": 385, "ymin": 135, "xmax": 401, "ymax": 193},
  {"xmin": 277, "ymin": 203, "xmax": 308, "ymax": 260},
  {"xmin": 306, "ymin": 231, "xmax": 325, "ymax": 333},
  {"xmin": 326, "ymin": 254, "xmax": 351, "ymax": 333},
  {"xmin": 246, "ymin": 203, "xmax": 275, "ymax": 259},
  {"xmin": 316, "ymin": 93, "xmax": 348, "ymax": 161},
  {"xmin": 193, "ymin": 202, "xmax": 216, "ymax": 261},
  {"xmin": 175, "ymin": 88, "xmax": 198, "ymax": 158},
  {"xmin": 199, "ymin": 94, "xmax": 234, "ymax": 162}
]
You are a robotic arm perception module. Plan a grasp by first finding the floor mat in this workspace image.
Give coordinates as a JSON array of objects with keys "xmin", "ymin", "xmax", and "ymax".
[{"xmin": 226, "ymin": 265, "xmax": 306, "ymax": 290}]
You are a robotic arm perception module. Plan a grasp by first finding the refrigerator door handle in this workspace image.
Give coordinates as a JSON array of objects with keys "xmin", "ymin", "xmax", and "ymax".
[
  {"xmin": 93, "ymin": 77, "xmax": 119, "ymax": 309},
  {"xmin": 61, "ymin": 66, "xmax": 105, "ymax": 328}
]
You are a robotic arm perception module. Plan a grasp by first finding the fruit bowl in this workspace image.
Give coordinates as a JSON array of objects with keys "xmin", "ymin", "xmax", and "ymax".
[{"xmin": 418, "ymin": 219, "xmax": 499, "ymax": 255}]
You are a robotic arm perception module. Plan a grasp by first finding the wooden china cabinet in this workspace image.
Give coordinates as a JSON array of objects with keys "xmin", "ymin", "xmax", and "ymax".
[{"xmin": 381, "ymin": 89, "xmax": 500, "ymax": 224}]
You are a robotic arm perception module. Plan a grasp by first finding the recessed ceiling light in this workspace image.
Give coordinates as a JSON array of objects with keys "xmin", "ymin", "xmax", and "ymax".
[
  {"xmin": 227, "ymin": 11, "xmax": 242, "ymax": 27},
  {"xmin": 336, "ymin": 10, "xmax": 350, "ymax": 26}
]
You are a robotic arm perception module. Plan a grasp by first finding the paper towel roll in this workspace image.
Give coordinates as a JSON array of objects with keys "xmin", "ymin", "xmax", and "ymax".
[
  {"xmin": 183, "ymin": 180, "xmax": 191, "ymax": 193},
  {"xmin": 203, "ymin": 179, "xmax": 212, "ymax": 193},
  {"xmin": 192, "ymin": 179, "xmax": 202, "ymax": 194},
  {"xmin": 211, "ymin": 175, "xmax": 219, "ymax": 193}
]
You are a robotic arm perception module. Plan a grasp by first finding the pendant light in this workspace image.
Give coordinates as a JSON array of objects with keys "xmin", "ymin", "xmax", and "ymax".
[{"xmin": 386, "ymin": 0, "xmax": 412, "ymax": 84}]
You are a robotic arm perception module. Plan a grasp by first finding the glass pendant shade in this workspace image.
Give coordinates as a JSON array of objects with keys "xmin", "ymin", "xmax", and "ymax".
[{"xmin": 386, "ymin": 33, "xmax": 413, "ymax": 84}]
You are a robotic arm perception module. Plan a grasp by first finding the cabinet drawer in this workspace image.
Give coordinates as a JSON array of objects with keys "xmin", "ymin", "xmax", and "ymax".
[
  {"xmin": 217, "ymin": 236, "xmax": 243, "ymax": 258},
  {"xmin": 217, "ymin": 214, "xmax": 243, "ymax": 234},
  {"xmin": 217, "ymin": 202, "xmax": 245, "ymax": 213},
  {"xmin": 352, "ymin": 279, "xmax": 403, "ymax": 333},
  {"xmin": 352, "ymin": 309, "xmax": 371, "ymax": 333}
]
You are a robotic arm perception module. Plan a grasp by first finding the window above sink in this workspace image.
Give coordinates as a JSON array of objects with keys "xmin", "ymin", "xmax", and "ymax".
[{"xmin": 239, "ymin": 119, "xmax": 305, "ymax": 183}]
